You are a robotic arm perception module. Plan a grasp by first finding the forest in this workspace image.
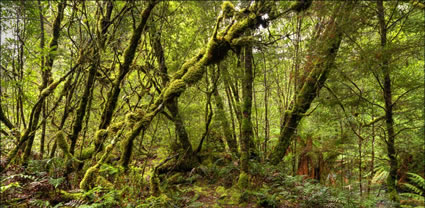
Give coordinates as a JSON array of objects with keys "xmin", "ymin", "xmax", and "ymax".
[{"xmin": 0, "ymin": 0, "xmax": 424, "ymax": 207}]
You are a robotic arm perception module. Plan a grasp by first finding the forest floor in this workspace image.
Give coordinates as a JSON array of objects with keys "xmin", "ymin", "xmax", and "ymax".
[{"xmin": 0, "ymin": 153, "xmax": 404, "ymax": 208}]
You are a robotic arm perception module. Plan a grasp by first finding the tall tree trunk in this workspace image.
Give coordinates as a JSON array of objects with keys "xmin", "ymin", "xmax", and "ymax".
[
  {"xmin": 213, "ymin": 81, "xmax": 238, "ymax": 154},
  {"xmin": 39, "ymin": 102, "xmax": 46, "ymax": 159},
  {"xmin": 224, "ymin": 84, "xmax": 238, "ymax": 146},
  {"xmin": 377, "ymin": 0, "xmax": 400, "ymax": 205},
  {"xmin": 23, "ymin": 1, "xmax": 66, "ymax": 163},
  {"xmin": 98, "ymin": 2, "xmax": 156, "ymax": 130},
  {"xmin": 69, "ymin": 57, "xmax": 98, "ymax": 155},
  {"xmin": 50, "ymin": 70, "xmax": 80, "ymax": 158},
  {"xmin": 367, "ymin": 108, "xmax": 376, "ymax": 196},
  {"xmin": 239, "ymin": 45, "xmax": 254, "ymax": 188},
  {"xmin": 358, "ymin": 128, "xmax": 363, "ymax": 199},
  {"xmin": 263, "ymin": 56, "xmax": 270, "ymax": 159},
  {"xmin": 69, "ymin": 1, "xmax": 114, "ymax": 155},
  {"xmin": 38, "ymin": 0, "xmax": 46, "ymax": 159},
  {"xmin": 270, "ymin": 3, "xmax": 353, "ymax": 165}
]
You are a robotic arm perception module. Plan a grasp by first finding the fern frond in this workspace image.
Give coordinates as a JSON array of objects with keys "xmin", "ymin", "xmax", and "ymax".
[
  {"xmin": 372, "ymin": 168, "xmax": 389, "ymax": 184},
  {"xmin": 407, "ymin": 173, "xmax": 425, "ymax": 190},
  {"xmin": 403, "ymin": 183, "xmax": 423, "ymax": 196},
  {"xmin": 400, "ymin": 192, "xmax": 425, "ymax": 202}
]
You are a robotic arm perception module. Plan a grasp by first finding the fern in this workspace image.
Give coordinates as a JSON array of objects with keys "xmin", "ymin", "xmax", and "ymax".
[
  {"xmin": 407, "ymin": 173, "xmax": 425, "ymax": 190},
  {"xmin": 64, "ymin": 199, "xmax": 86, "ymax": 207},
  {"xmin": 1, "ymin": 173, "xmax": 36, "ymax": 183},
  {"xmin": 48, "ymin": 177, "xmax": 65, "ymax": 189},
  {"xmin": 404, "ymin": 183, "xmax": 423, "ymax": 196},
  {"xmin": 400, "ymin": 172, "xmax": 425, "ymax": 206},
  {"xmin": 372, "ymin": 166, "xmax": 389, "ymax": 184},
  {"xmin": 29, "ymin": 199, "xmax": 51, "ymax": 208},
  {"xmin": 0, "ymin": 181, "xmax": 20, "ymax": 193}
]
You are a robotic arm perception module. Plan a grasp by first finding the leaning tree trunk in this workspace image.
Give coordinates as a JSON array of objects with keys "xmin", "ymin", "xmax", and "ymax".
[
  {"xmin": 270, "ymin": 2, "xmax": 354, "ymax": 165},
  {"xmin": 377, "ymin": 0, "xmax": 400, "ymax": 205},
  {"xmin": 98, "ymin": 1, "xmax": 156, "ymax": 130},
  {"xmin": 117, "ymin": 1, "xmax": 275, "ymax": 169}
]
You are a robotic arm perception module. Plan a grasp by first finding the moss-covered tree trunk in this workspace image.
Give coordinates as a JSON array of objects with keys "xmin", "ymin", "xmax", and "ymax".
[
  {"xmin": 213, "ymin": 85, "xmax": 238, "ymax": 154},
  {"xmin": 118, "ymin": 1, "xmax": 274, "ymax": 169},
  {"xmin": 22, "ymin": 1, "xmax": 66, "ymax": 163},
  {"xmin": 69, "ymin": 2, "xmax": 113, "ymax": 155},
  {"xmin": 377, "ymin": 0, "xmax": 400, "ymax": 206},
  {"xmin": 238, "ymin": 45, "xmax": 254, "ymax": 188},
  {"xmin": 0, "ymin": 105, "xmax": 14, "ymax": 130},
  {"xmin": 98, "ymin": 2, "xmax": 156, "ymax": 130},
  {"xmin": 50, "ymin": 72, "xmax": 79, "ymax": 158},
  {"xmin": 270, "ymin": 3, "xmax": 354, "ymax": 165},
  {"xmin": 69, "ymin": 58, "xmax": 98, "ymax": 155}
]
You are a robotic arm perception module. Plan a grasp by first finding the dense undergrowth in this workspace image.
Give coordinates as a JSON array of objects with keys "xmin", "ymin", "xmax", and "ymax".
[{"xmin": 1, "ymin": 153, "xmax": 423, "ymax": 208}]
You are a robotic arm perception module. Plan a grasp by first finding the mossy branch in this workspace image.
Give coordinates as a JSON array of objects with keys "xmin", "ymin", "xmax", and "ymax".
[
  {"xmin": 80, "ymin": 124, "xmax": 126, "ymax": 190},
  {"xmin": 118, "ymin": 0, "xmax": 274, "ymax": 170}
]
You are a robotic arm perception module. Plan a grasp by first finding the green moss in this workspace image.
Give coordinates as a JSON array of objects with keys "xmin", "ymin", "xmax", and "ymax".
[
  {"xmin": 59, "ymin": 189, "xmax": 84, "ymax": 201},
  {"xmin": 238, "ymin": 171, "xmax": 249, "ymax": 189},
  {"xmin": 78, "ymin": 145, "xmax": 95, "ymax": 161},
  {"xmin": 56, "ymin": 131, "xmax": 72, "ymax": 159},
  {"xmin": 222, "ymin": 1, "xmax": 235, "ymax": 18},
  {"xmin": 231, "ymin": 36, "xmax": 255, "ymax": 47},
  {"xmin": 167, "ymin": 172, "xmax": 185, "ymax": 184},
  {"xmin": 99, "ymin": 143, "xmax": 114, "ymax": 164},
  {"xmin": 173, "ymin": 50, "xmax": 205, "ymax": 80},
  {"xmin": 108, "ymin": 121, "xmax": 124, "ymax": 134},
  {"xmin": 40, "ymin": 80, "xmax": 61, "ymax": 97},
  {"xmin": 79, "ymin": 164, "xmax": 99, "ymax": 191},
  {"xmin": 216, "ymin": 186, "xmax": 227, "ymax": 198},
  {"xmin": 150, "ymin": 171, "xmax": 160, "ymax": 196},
  {"xmin": 125, "ymin": 109, "xmax": 145, "ymax": 127},
  {"xmin": 95, "ymin": 129, "xmax": 108, "ymax": 146},
  {"xmin": 120, "ymin": 137, "xmax": 133, "ymax": 168},
  {"xmin": 181, "ymin": 61, "xmax": 206, "ymax": 85},
  {"xmin": 217, "ymin": 187, "xmax": 241, "ymax": 205},
  {"xmin": 95, "ymin": 176, "xmax": 114, "ymax": 189},
  {"xmin": 163, "ymin": 79, "xmax": 186, "ymax": 101}
]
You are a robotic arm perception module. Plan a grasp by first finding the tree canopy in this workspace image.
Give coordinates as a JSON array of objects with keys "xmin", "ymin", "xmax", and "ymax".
[{"xmin": 0, "ymin": 1, "xmax": 423, "ymax": 207}]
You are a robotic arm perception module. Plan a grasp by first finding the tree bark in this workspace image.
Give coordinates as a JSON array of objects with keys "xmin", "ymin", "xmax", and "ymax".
[
  {"xmin": 270, "ymin": 3, "xmax": 352, "ymax": 164},
  {"xmin": 23, "ymin": 1, "xmax": 66, "ymax": 163},
  {"xmin": 240, "ymin": 45, "xmax": 254, "ymax": 180},
  {"xmin": 117, "ymin": 1, "xmax": 274, "ymax": 169},
  {"xmin": 213, "ymin": 81, "xmax": 238, "ymax": 154},
  {"xmin": 98, "ymin": 2, "xmax": 156, "ymax": 130},
  {"xmin": 377, "ymin": 0, "xmax": 400, "ymax": 205}
]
